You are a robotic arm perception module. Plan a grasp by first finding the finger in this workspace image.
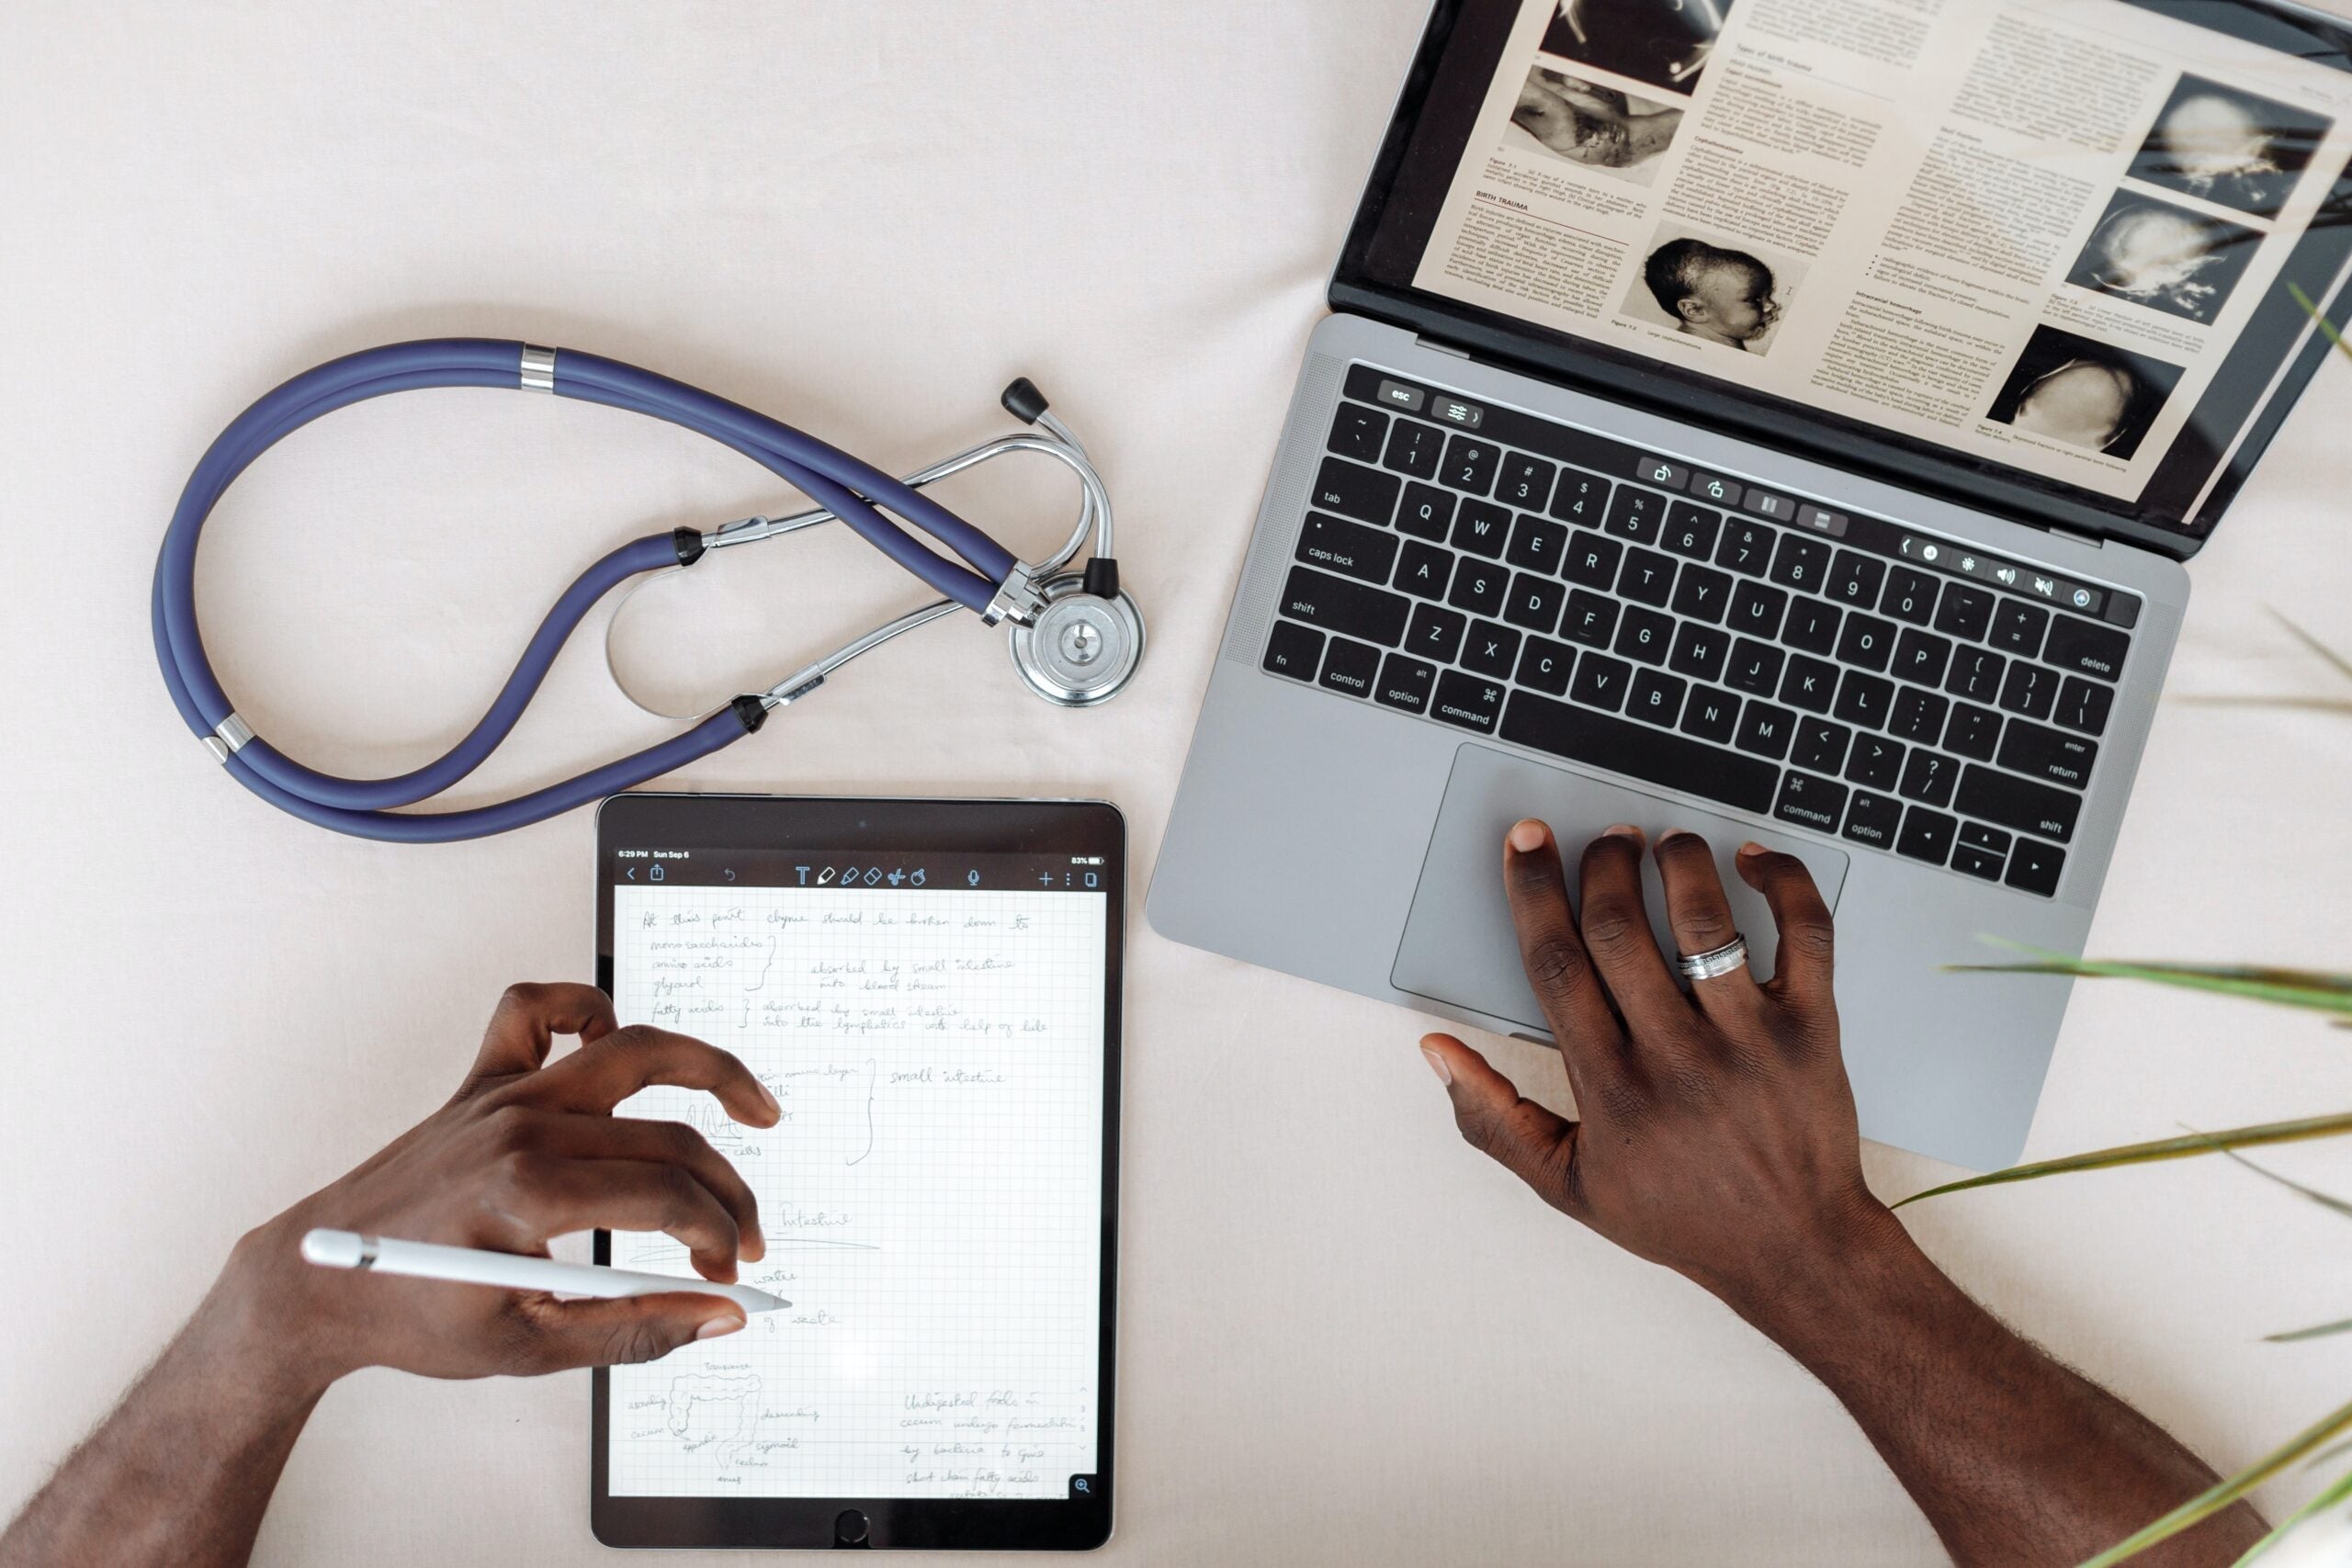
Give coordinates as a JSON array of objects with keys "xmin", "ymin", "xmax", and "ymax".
[
  {"xmin": 1499, "ymin": 819, "xmax": 1628, "ymax": 1099},
  {"xmin": 513, "ymin": 1110, "xmax": 764, "ymax": 1262},
  {"xmin": 1651, "ymin": 829, "xmax": 1763, "ymax": 1021},
  {"xmin": 510, "ymin": 1292, "xmax": 745, "ymax": 1373},
  {"xmin": 465, "ymin": 983, "xmax": 619, "ymax": 1087},
  {"xmin": 1576, "ymin": 828, "xmax": 1691, "ymax": 1031},
  {"xmin": 494, "ymin": 1156, "xmax": 746, "ymax": 1281},
  {"xmin": 1736, "ymin": 842, "xmax": 1837, "ymax": 1011},
  {"xmin": 519, "ymin": 1026, "xmax": 782, "ymax": 1128},
  {"xmin": 1419, "ymin": 1033, "xmax": 1579, "ymax": 1214}
]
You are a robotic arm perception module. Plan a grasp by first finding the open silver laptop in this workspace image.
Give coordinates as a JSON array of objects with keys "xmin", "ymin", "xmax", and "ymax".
[{"xmin": 1149, "ymin": 0, "xmax": 2352, "ymax": 1168}]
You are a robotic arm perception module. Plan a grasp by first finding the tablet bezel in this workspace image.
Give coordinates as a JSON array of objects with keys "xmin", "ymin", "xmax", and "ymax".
[{"xmin": 589, "ymin": 792, "xmax": 1124, "ymax": 1551}]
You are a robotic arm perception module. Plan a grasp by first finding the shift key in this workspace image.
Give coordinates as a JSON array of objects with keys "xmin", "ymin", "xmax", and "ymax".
[
  {"xmin": 1954, "ymin": 763, "xmax": 2080, "ymax": 842},
  {"xmin": 1278, "ymin": 565, "xmax": 1411, "ymax": 647}
]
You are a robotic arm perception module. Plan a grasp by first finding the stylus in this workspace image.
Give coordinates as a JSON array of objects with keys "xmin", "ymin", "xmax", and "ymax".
[{"xmin": 299, "ymin": 1228, "xmax": 788, "ymax": 1314}]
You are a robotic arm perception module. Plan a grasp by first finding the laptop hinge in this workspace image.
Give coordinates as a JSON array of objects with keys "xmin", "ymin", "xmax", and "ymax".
[{"xmin": 1416, "ymin": 335, "xmax": 1472, "ymax": 359}]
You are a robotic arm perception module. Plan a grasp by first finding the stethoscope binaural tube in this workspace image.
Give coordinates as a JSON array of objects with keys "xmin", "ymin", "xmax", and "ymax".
[{"xmin": 153, "ymin": 338, "xmax": 1104, "ymax": 843}]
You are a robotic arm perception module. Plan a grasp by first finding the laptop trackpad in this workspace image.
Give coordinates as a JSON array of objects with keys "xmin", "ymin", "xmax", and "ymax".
[{"xmin": 1391, "ymin": 745, "xmax": 1850, "ymax": 1034}]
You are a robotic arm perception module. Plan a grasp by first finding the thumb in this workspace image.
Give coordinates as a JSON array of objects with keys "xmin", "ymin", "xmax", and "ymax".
[
  {"xmin": 519, "ymin": 1292, "xmax": 747, "ymax": 1371},
  {"xmin": 1419, "ymin": 1033, "xmax": 1579, "ymax": 1204}
]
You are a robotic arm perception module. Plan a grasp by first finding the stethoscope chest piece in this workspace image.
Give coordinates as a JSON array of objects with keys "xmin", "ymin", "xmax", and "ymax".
[{"xmin": 1008, "ymin": 575, "xmax": 1145, "ymax": 708}]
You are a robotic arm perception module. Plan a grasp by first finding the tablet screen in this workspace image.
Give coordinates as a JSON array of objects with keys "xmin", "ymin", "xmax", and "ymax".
[{"xmin": 591, "ymin": 796, "xmax": 1118, "ymax": 1542}]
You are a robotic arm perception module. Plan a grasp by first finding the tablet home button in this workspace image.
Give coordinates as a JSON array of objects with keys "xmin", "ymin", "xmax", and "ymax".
[{"xmin": 833, "ymin": 1508, "xmax": 870, "ymax": 1547}]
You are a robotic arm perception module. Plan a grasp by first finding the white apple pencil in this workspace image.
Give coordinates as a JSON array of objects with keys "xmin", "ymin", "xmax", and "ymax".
[{"xmin": 300, "ymin": 1228, "xmax": 787, "ymax": 1314}]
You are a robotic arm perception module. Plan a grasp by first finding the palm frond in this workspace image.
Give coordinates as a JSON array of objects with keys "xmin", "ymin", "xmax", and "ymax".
[
  {"xmin": 1894, "ymin": 1111, "xmax": 2352, "ymax": 1207},
  {"xmin": 1948, "ymin": 941, "xmax": 2352, "ymax": 1017},
  {"xmin": 2226, "ymin": 1461, "xmax": 2352, "ymax": 1565}
]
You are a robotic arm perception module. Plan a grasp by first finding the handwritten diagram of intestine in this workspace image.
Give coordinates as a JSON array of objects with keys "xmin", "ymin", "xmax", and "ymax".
[{"xmin": 667, "ymin": 1371, "xmax": 763, "ymax": 1464}]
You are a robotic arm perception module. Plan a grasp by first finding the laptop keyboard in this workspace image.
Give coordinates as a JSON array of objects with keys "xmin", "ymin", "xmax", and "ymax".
[{"xmin": 1260, "ymin": 365, "xmax": 2143, "ymax": 899}]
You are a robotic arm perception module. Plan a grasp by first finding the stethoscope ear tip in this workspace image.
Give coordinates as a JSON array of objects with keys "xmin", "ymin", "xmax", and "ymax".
[{"xmin": 1008, "ymin": 575, "xmax": 1145, "ymax": 708}]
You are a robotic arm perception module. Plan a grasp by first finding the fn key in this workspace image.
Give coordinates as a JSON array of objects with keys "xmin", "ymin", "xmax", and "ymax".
[{"xmin": 1261, "ymin": 620, "xmax": 1323, "ymax": 682}]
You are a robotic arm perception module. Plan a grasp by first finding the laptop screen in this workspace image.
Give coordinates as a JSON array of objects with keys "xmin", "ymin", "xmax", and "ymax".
[{"xmin": 1340, "ymin": 0, "xmax": 2352, "ymax": 544}]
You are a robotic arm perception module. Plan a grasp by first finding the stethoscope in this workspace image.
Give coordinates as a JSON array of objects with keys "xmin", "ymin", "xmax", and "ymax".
[{"xmin": 152, "ymin": 338, "xmax": 1143, "ymax": 843}]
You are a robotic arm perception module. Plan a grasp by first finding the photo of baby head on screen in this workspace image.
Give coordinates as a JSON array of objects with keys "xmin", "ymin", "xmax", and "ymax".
[
  {"xmin": 1623, "ymin": 228, "xmax": 1799, "ymax": 355},
  {"xmin": 2064, "ymin": 190, "xmax": 2258, "ymax": 324},
  {"xmin": 1984, "ymin": 325, "xmax": 2184, "ymax": 461},
  {"xmin": 1509, "ymin": 68, "xmax": 1684, "ymax": 186},
  {"xmin": 2129, "ymin": 73, "xmax": 2332, "ymax": 219},
  {"xmin": 1542, "ymin": 0, "xmax": 1730, "ymax": 96}
]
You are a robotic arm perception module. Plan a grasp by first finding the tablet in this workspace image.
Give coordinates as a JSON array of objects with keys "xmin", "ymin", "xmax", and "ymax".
[{"xmin": 591, "ymin": 793, "xmax": 1123, "ymax": 1551}]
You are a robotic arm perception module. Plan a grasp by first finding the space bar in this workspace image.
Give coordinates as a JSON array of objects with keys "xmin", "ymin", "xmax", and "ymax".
[{"xmin": 1499, "ymin": 693, "xmax": 1779, "ymax": 815}]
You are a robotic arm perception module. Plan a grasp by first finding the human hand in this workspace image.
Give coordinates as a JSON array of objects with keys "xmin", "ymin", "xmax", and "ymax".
[
  {"xmin": 1419, "ymin": 821, "xmax": 1900, "ymax": 1319},
  {"xmin": 219, "ymin": 983, "xmax": 779, "ymax": 1389}
]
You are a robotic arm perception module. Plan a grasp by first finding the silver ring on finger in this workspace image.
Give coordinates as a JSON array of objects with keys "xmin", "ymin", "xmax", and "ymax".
[{"xmin": 1676, "ymin": 933, "xmax": 1749, "ymax": 982}]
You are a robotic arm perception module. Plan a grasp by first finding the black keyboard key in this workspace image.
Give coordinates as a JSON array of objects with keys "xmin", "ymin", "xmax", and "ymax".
[
  {"xmin": 1406, "ymin": 602, "xmax": 1466, "ymax": 665},
  {"xmin": 1502, "ymin": 691, "xmax": 1780, "ymax": 814},
  {"xmin": 1628, "ymin": 668, "xmax": 1688, "ymax": 727},
  {"xmin": 1833, "ymin": 669, "xmax": 1894, "ymax": 730},
  {"xmin": 1281, "ymin": 566, "xmax": 1409, "ymax": 646},
  {"xmin": 1668, "ymin": 622, "xmax": 1729, "ymax": 682},
  {"xmin": 1845, "ymin": 734, "xmax": 1904, "ymax": 791},
  {"xmin": 1715, "ymin": 517, "xmax": 1777, "ymax": 576},
  {"xmin": 1955, "ymin": 765, "xmax": 2080, "ymax": 842},
  {"xmin": 1442, "ymin": 434, "xmax": 1501, "ymax": 494},
  {"xmin": 1603, "ymin": 485, "xmax": 1668, "ymax": 544},
  {"xmin": 1433, "ymin": 670, "xmax": 1507, "ymax": 733},
  {"xmin": 1295, "ymin": 513, "xmax": 1400, "ymax": 585},
  {"xmin": 1997, "ymin": 660, "xmax": 2056, "ymax": 720},
  {"xmin": 1943, "ymin": 702, "xmax": 2001, "ymax": 761},
  {"xmin": 1958, "ymin": 821, "xmax": 2010, "ymax": 856},
  {"xmin": 1841, "ymin": 790, "xmax": 1902, "ymax": 849},
  {"xmin": 1680, "ymin": 684, "xmax": 1741, "ymax": 743},
  {"xmin": 1779, "ymin": 654, "xmax": 1838, "ymax": 715},
  {"xmin": 1663, "ymin": 502, "xmax": 1722, "ymax": 560},
  {"xmin": 1781, "ymin": 598, "xmax": 1842, "ymax": 656},
  {"xmin": 1997, "ymin": 718, "xmax": 2098, "ymax": 789},
  {"xmin": 1734, "ymin": 700, "xmax": 1797, "ymax": 761},
  {"xmin": 1452, "ymin": 498, "xmax": 1511, "ymax": 558},
  {"xmin": 1836, "ymin": 612, "xmax": 1896, "ymax": 672},
  {"xmin": 1397, "ymin": 482, "xmax": 1454, "ymax": 542},
  {"xmin": 1774, "ymin": 771, "xmax": 1848, "ymax": 833},
  {"xmin": 1550, "ymin": 469, "xmax": 1610, "ymax": 526},
  {"xmin": 1946, "ymin": 646, "xmax": 2006, "ymax": 704},
  {"xmin": 1374, "ymin": 651, "xmax": 1436, "ymax": 713},
  {"xmin": 1504, "ymin": 571, "xmax": 1566, "ymax": 634},
  {"xmin": 1560, "ymin": 591, "xmax": 1620, "ymax": 649},
  {"xmin": 1262, "ymin": 619, "xmax": 1323, "ymax": 682},
  {"xmin": 1517, "ymin": 636, "xmax": 1575, "ymax": 695},
  {"xmin": 1726, "ymin": 638, "xmax": 1784, "ymax": 696},
  {"xmin": 2042, "ymin": 614, "xmax": 2129, "ymax": 682},
  {"xmin": 1394, "ymin": 539, "xmax": 1453, "ymax": 599},
  {"xmin": 1618, "ymin": 547, "xmax": 1678, "ymax": 607},
  {"xmin": 2055, "ymin": 674, "xmax": 2114, "ymax": 737},
  {"xmin": 1563, "ymin": 533, "xmax": 1623, "ymax": 589},
  {"xmin": 1313, "ymin": 456, "xmax": 1398, "ymax": 525},
  {"xmin": 1897, "ymin": 747, "xmax": 1959, "ymax": 807},
  {"xmin": 2005, "ymin": 837, "xmax": 2066, "ymax": 897},
  {"xmin": 1505, "ymin": 513, "xmax": 1567, "ymax": 574},
  {"xmin": 1382, "ymin": 418, "xmax": 1443, "ymax": 479},
  {"xmin": 1494, "ymin": 452, "xmax": 1556, "ymax": 510},
  {"xmin": 1826, "ymin": 550, "xmax": 1886, "ymax": 609},
  {"xmin": 1990, "ymin": 599, "xmax": 2049, "ymax": 658},
  {"xmin": 1792, "ymin": 717, "xmax": 1850, "ymax": 773},
  {"xmin": 1447, "ymin": 558, "xmax": 1509, "ymax": 618},
  {"xmin": 1891, "ymin": 627, "xmax": 1951, "ymax": 688},
  {"xmin": 1570, "ymin": 651, "xmax": 1633, "ymax": 711},
  {"xmin": 1729, "ymin": 581, "xmax": 1789, "ymax": 639},
  {"xmin": 1769, "ymin": 532, "xmax": 1832, "ymax": 593},
  {"xmin": 1329, "ymin": 403, "xmax": 1388, "ymax": 462},
  {"xmin": 1934, "ymin": 582, "xmax": 1994, "ymax": 642},
  {"xmin": 1615, "ymin": 605, "xmax": 1675, "ymax": 666},
  {"xmin": 1461, "ymin": 619, "xmax": 1521, "ymax": 679},
  {"xmin": 1319, "ymin": 635, "xmax": 1381, "ymax": 697},
  {"xmin": 1670, "ymin": 563, "xmax": 1733, "ymax": 624},
  {"xmin": 1881, "ymin": 566, "xmax": 1938, "ymax": 626},
  {"xmin": 1951, "ymin": 841, "xmax": 2004, "ymax": 881},
  {"xmin": 1896, "ymin": 807, "xmax": 1956, "ymax": 865},
  {"xmin": 1888, "ymin": 686, "xmax": 1948, "ymax": 745}
]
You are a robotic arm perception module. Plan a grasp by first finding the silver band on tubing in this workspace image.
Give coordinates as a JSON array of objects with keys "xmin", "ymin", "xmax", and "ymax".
[
  {"xmin": 203, "ymin": 711, "xmax": 256, "ymax": 762},
  {"xmin": 519, "ymin": 344, "xmax": 557, "ymax": 393},
  {"xmin": 1677, "ymin": 934, "xmax": 1749, "ymax": 982}
]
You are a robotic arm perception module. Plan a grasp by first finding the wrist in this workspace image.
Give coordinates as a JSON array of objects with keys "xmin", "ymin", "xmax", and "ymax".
[
  {"xmin": 195, "ymin": 1219, "xmax": 356, "ymax": 1404},
  {"xmin": 1708, "ymin": 1197, "xmax": 1939, "ymax": 1356}
]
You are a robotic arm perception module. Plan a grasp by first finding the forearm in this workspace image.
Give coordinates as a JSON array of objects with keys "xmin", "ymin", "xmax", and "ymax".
[
  {"xmin": 0, "ymin": 1238, "xmax": 331, "ymax": 1568},
  {"xmin": 1735, "ymin": 1212, "xmax": 2264, "ymax": 1568}
]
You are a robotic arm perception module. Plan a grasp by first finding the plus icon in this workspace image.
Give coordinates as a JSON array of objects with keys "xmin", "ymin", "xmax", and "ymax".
[{"xmin": 1037, "ymin": 872, "xmax": 1054, "ymax": 887}]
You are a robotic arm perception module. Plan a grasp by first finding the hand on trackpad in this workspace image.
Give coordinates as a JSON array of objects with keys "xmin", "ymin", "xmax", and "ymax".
[{"xmin": 1391, "ymin": 746, "xmax": 1849, "ymax": 1034}]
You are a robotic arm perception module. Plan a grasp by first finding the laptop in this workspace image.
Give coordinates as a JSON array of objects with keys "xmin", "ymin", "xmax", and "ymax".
[{"xmin": 1148, "ymin": 0, "xmax": 2352, "ymax": 1168}]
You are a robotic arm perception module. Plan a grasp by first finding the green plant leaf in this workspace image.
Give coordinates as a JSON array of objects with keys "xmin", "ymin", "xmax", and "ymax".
[
  {"xmin": 2289, "ymin": 280, "xmax": 2352, "ymax": 361},
  {"xmin": 2267, "ymin": 1315, "xmax": 2352, "ymax": 1345},
  {"xmin": 1948, "ymin": 941, "xmax": 2352, "ymax": 1016},
  {"xmin": 2217, "ymin": 1145, "xmax": 2352, "ymax": 1223},
  {"xmin": 2228, "ymin": 1461, "xmax": 2352, "ymax": 1566},
  {"xmin": 1894, "ymin": 1111, "xmax": 2352, "ymax": 1207},
  {"xmin": 2267, "ymin": 606, "xmax": 2352, "ymax": 688},
  {"xmin": 2077, "ymin": 1393, "xmax": 2352, "ymax": 1567}
]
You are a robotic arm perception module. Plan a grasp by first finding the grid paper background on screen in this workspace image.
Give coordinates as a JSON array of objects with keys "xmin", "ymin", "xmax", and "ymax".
[{"xmin": 606, "ymin": 881, "xmax": 1105, "ymax": 1499}]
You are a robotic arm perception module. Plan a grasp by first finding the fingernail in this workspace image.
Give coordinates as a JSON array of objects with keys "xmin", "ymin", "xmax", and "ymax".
[
  {"xmin": 1658, "ymin": 827, "xmax": 1700, "ymax": 845},
  {"xmin": 755, "ymin": 1079, "xmax": 781, "ymax": 1120},
  {"xmin": 1602, "ymin": 824, "xmax": 1644, "ymax": 843},
  {"xmin": 1419, "ymin": 1045, "xmax": 1452, "ymax": 1086},
  {"xmin": 696, "ymin": 1315, "xmax": 743, "ymax": 1341},
  {"xmin": 1738, "ymin": 840, "xmax": 1767, "ymax": 857},
  {"xmin": 744, "ymin": 1228, "xmax": 767, "ymax": 1262},
  {"xmin": 1507, "ymin": 819, "xmax": 1549, "ymax": 852}
]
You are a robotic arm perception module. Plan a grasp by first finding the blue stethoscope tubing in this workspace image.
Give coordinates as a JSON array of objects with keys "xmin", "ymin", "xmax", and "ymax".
[{"xmin": 153, "ymin": 338, "xmax": 1038, "ymax": 843}]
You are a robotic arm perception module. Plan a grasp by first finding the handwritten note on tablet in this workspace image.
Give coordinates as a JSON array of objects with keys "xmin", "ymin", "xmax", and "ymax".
[{"xmin": 604, "ymin": 878, "xmax": 1107, "ymax": 1501}]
